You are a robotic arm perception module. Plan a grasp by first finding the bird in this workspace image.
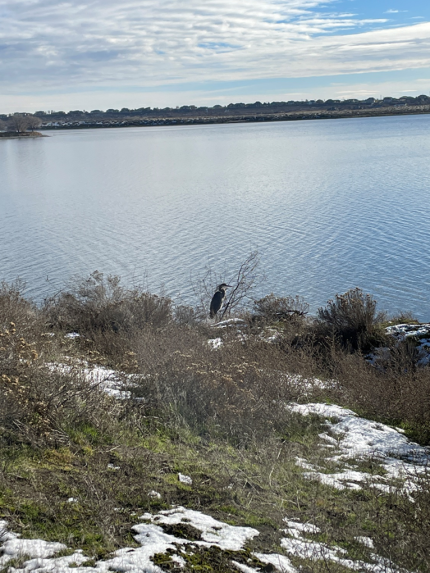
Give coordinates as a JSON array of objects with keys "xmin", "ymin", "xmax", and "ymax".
[{"xmin": 210, "ymin": 283, "xmax": 232, "ymax": 319}]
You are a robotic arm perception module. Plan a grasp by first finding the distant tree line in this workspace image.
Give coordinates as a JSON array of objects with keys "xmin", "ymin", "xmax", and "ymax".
[
  {"xmin": 2, "ymin": 94, "xmax": 430, "ymax": 128},
  {"xmin": 23, "ymin": 93, "xmax": 430, "ymax": 120},
  {"xmin": 21, "ymin": 95, "xmax": 430, "ymax": 120}
]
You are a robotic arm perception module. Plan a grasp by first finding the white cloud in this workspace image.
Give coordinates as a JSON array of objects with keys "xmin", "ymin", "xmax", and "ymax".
[{"xmin": 0, "ymin": 0, "xmax": 428, "ymax": 109}]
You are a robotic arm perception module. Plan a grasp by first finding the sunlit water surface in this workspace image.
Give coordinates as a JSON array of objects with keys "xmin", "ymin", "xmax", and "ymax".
[{"xmin": 1, "ymin": 115, "xmax": 430, "ymax": 320}]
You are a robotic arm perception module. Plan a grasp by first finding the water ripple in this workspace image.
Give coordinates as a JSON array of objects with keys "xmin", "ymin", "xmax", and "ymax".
[{"xmin": 1, "ymin": 115, "xmax": 430, "ymax": 320}]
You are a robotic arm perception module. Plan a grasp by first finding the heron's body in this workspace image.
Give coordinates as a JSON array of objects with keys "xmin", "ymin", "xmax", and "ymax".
[{"xmin": 210, "ymin": 283, "xmax": 231, "ymax": 319}]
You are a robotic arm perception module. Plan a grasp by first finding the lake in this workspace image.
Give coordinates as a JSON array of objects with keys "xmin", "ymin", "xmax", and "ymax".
[{"xmin": 1, "ymin": 115, "xmax": 430, "ymax": 320}]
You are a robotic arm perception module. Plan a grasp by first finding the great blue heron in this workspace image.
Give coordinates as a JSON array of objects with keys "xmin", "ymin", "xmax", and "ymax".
[{"xmin": 209, "ymin": 283, "xmax": 232, "ymax": 319}]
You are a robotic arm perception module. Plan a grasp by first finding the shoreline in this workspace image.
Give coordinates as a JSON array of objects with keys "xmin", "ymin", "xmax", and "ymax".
[
  {"xmin": 38, "ymin": 105, "xmax": 430, "ymax": 131},
  {"xmin": 0, "ymin": 131, "xmax": 47, "ymax": 139}
]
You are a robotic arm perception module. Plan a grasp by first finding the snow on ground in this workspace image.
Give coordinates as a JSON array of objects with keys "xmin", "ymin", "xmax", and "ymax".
[
  {"xmin": 385, "ymin": 323, "xmax": 430, "ymax": 340},
  {"xmin": 45, "ymin": 362, "xmax": 134, "ymax": 399},
  {"xmin": 368, "ymin": 323, "xmax": 430, "ymax": 367},
  {"xmin": 213, "ymin": 318, "xmax": 248, "ymax": 328},
  {"xmin": 0, "ymin": 521, "xmax": 69, "ymax": 568},
  {"xmin": 143, "ymin": 506, "xmax": 259, "ymax": 551},
  {"xmin": 0, "ymin": 509, "xmax": 412, "ymax": 573},
  {"xmin": 208, "ymin": 337, "xmax": 223, "ymax": 349},
  {"xmin": 0, "ymin": 509, "xmax": 293, "ymax": 573},
  {"xmin": 280, "ymin": 518, "xmax": 410, "ymax": 573},
  {"xmin": 177, "ymin": 473, "xmax": 192, "ymax": 485},
  {"xmin": 291, "ymin": 403, "xmax": 430, "ymax": 492},
  {"xmin": 282, "ymin": 373, "xmax": 338, "ymax": 396},
  {"xmin": 253, "ymin": 553, "xmax": 297, "ymax": 573}
]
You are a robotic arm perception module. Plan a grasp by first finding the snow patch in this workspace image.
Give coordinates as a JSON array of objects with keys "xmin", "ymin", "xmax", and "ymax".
[
  {"xmin": 46, "ymin": 361, "xmax": 134, "ymax": 399},
  {"xmin": 280, "ymin": 516, "xmax": 408, "ymax": 572},
  {"xmin": 178, "ymin": 473, "xmax": 192, "ymax": 485},
  {"xmin": 208, "ymin": 337, "xmax": 223, "ymax": 349},
  {"xmin": 0, "ymin": 522, "xmax": 67, "ymax": 569},
  {"xmin": 146, "ymin": 507, "xmax": 259, "ymax": 551},
  {"xmin": 291, "ymin": 403, "xmax": 430, "ymax": 493}
]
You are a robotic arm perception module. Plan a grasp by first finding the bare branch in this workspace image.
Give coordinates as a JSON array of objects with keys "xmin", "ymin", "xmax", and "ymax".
[{"xmin": 220, "ymin": 251, "xmax": 260, "ymax": 318}]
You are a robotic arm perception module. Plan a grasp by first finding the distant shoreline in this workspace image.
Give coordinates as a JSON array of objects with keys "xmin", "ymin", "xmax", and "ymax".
[
  {"xmin": 2, "ymin": 107, "xmax": 430, "ymax": 137},
  {"xmin": 38, "ymin": 105, "xmax": 430, "ymax": 131}
]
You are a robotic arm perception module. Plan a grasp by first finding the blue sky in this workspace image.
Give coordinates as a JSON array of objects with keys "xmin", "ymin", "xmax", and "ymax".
[{"xmin": 0, "ymin": 0, "xmax": 429, "ymax": 113}]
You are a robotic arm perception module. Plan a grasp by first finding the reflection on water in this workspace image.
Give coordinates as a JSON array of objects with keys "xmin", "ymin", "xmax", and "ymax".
[{"xmin": 1, "ymin": 115, "xmax": 430, "ymax": 320}]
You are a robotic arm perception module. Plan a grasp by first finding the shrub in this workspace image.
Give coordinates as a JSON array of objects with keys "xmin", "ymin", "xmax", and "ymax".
[
  {"xmin": 0, "ymin": 280, "xmax": 39, "ymax": 335},
  {"xmin": 317, "ymin": 288, "xmax": 386, "ymax": 351},
  {"xmin": 0, "ymin": 285, "xmax": 119, "ymax": 446},
  {"xmin": 253, "ymin": 293, "xmax": 309, "ymax": 323},
  {"xmin": 128, "ymin": 324, "xmax": 300, "ymax": 445},
  {"xmin": 44, "ymin": 271, "xmax": 172, "ymax": 336}
]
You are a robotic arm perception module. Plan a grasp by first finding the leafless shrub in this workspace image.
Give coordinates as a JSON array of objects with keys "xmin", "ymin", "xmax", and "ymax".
[
  {"xmin": 253, "ymin": 293, "xmax": 309, "ymax": 323},
  {"xmin": 174, "ymin": 304, "xmax": 199, "ymax": 326},
  {"xmin": 129, "ymin": 322, "xmax": 303, "ymax": 444},
  {"xmin": 1, "ymin": 362, "xmax": 119, "ymax": 447},
  {"xmin": 0, "ymin": 280, "xmax": 39, "ymax": 333},
  {"xmin": 388, "ymin": 311, "xmax": 420, "ymax": 325},
  {"xmin": 317, "ymin": 288, "xmax": 386, "ymax": 351},
  {"xmin": 44, "ymin": 271, "xmax": 172, "ymax": 336},
  {"xmin": 0, "ymin": 280, "xmax": 124, "ymax": 446}
]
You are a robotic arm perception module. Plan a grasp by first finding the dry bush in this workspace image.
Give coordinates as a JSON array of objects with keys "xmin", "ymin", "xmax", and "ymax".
[
  {"xmin": 0, "ymin": 361, "xmax": 120, "ymax": 447},
  {"xmin": 0, "ymin": 280, "xmax": 41, "ymax": 335},
  {"xmin": 43, "ymin": 272, "xmax": 173, "ymax": 364},
  {"xmin": 0, "ymin": 280, "xmax": 122, "ymax": 446},
  {"xmin": 387, "ymin": 311, "xmax": 420, "ymax": 325},
  {"xmin": 317, "ymin": 288, "xmax": 386, "ymax": 352},
  {"xmin": 128, "ymin": 324, "xmax": 300, "ymax": 444},
  {"xmin": 253, "ymin": 293, "xmax": 309, "ymax": 323},
  {"xmin": 44, "ymin": 271, "xmax": 172, "ymax": 335},
  {"xmin": 174, "ymin": 304, "xmax": 199, "ymax": 326}
]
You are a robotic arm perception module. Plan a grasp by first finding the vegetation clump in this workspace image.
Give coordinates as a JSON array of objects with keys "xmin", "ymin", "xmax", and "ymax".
[
  {"xmin": 253, "ymin": 293, "xmax": 309, "ymax": 323},
  {"xmin": 317, "ymin": 287, "xmax": 386, "ymax": 351}
]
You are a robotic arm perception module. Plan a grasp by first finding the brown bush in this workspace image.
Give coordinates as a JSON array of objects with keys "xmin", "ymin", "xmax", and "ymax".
[
  {"xmin": 42, "ymin": 272, "xmax": 173, "ymax": 364},
  {"xmin": 252, "ymin": 293, "xmax": 309, "ymax": 323},
  {"xmin": 317, "ymin": 288, "xmax": 386, "ymax": 351},
  {"xmin": 0, "ymin": 281, "xmax": 122, "ymax": 446},
  {"xmin": 44, "ymin": 271, "xmax": 172, "ymax": 335},
  {"xmin": 125, "ymin": 321, "xmax": 304, "ymax": 444},
  {"xmin": 0, "ymin": 280, "xmax": 40, "ymax": 334}
]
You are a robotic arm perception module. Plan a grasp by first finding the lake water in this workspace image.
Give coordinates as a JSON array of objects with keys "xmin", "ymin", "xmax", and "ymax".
[{"xmin": 1, "ymin": 115, "xmax": 430, "ymax": 320}]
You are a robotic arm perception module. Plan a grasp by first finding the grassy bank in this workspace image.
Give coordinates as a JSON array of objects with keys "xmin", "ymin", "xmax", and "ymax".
[
  {"xmin": 0, "ymin": 131, "xmax": 45, "ymax": 139},
  {"xmin": 1, "ymin": 274, "xmax": 429, "ymax": 571}
]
